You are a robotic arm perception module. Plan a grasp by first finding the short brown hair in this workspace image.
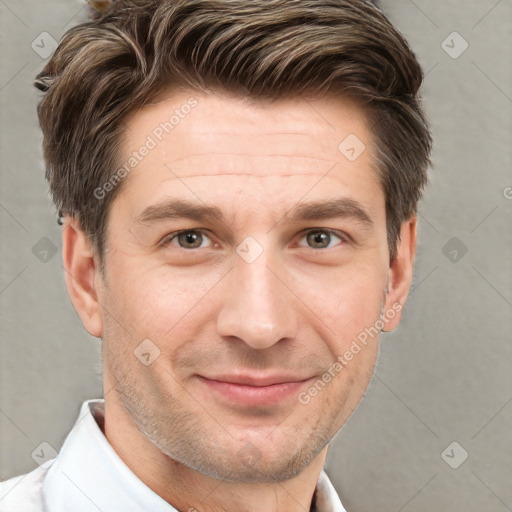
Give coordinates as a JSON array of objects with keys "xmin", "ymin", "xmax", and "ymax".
[{"xmin": 35, "ymin": 0, "xmax": 432, "ymax": 263}]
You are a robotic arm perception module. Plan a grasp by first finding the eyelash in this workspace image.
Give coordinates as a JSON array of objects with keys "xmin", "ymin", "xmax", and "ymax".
[{"xmin": 160, "ymin": 229, "xmax": 348, "ymax": 250}]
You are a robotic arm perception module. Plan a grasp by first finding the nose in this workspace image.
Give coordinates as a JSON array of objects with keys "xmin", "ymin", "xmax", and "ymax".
[{"xmin": 216, "ymin": 246, "xmax": 299, "ymax": 350}]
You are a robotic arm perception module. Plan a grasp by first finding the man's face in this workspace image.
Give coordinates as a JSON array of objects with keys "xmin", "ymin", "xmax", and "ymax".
[{"xmin": 95, "ymin": 90, "xmax": 395, "ymax": 482}]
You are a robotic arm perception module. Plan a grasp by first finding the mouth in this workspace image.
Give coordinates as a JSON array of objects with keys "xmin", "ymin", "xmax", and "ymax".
[{"xmin": 196, "ymin": 373, "xmax": 314, "ymax": 407}]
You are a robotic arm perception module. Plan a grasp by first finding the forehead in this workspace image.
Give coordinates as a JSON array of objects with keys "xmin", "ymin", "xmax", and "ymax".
[
  {"xmin": 112, "ymin": 90, "xmax": 383, "ymax": 229},
  {"xmin": 120, "ymin": 90, "xmax": 374, "ymax": 177}
]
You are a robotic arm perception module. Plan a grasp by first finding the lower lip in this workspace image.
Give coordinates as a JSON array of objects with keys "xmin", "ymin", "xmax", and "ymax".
[{"xmin": 197, "ymin": 377, "xmax": 310, "ymax": 407}]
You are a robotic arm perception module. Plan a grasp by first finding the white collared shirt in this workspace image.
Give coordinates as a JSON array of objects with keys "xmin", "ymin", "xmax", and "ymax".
[{"xmin": 0, "ymin": 400, "xmax": 347, "ymax": 512}]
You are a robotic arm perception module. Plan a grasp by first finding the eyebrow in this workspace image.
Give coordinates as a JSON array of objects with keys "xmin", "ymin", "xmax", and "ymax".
[
  {"xmin": 135, "ymin": 199, "xmax": 225, "ymax": 225},
  {"xmin": 134, "ymin": 197, "xmax": 373, "ymax": 228},
  {"xmin": 288, "ymin": 198, "xmax": 373, "ymax": 227}
]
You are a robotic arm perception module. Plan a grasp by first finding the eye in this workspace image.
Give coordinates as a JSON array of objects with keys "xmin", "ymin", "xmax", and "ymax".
[
  {"xmin": 298, "ymin": 229, "xmax": 345, "ymax": 249},
  {"xmin": 161, "ymin": 229, "xmax": 214, "ymax": 250}
]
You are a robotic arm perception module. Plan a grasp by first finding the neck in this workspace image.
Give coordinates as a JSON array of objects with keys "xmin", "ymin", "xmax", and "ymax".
[{"xmin": 102, "ymin": 397, "xmax": 328, "ymax": 512}]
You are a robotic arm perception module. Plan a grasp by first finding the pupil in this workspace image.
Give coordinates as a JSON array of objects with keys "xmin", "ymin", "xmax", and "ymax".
[
  {"xmin": 180, "ymin": 231, "xmax": 200, "ymax": 248},
  {"xmin": 310, "ymin": 232, "xmax": 328, "ymax": 248}
]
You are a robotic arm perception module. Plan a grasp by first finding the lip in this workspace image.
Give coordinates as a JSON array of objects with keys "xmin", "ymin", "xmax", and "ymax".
[
  {"xmin": 202, "ymin": 373, "xmax": 313, "ymax": 387},
  {"xmin": 196, "ymin": 374, "xmax": 314, "ymax": 407}
]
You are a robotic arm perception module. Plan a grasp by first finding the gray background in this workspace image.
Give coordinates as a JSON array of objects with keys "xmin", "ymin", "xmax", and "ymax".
[{"xmin": 1, "ymin": 1, "xmax": 511, "ymax": 511}]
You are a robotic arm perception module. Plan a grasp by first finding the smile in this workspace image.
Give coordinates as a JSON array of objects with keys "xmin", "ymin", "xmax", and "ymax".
[{"xmin": 196, "ymin": 374, "xmax": 314, "ymax": 407}]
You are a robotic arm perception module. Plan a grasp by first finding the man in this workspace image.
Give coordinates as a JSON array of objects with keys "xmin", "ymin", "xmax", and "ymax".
[{"xmin": 0, "ymin": 0, "xmax": 431, "ymax": 510}]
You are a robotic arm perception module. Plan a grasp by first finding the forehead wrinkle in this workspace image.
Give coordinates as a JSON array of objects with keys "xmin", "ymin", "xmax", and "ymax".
[
  {"xmin": 161, "ymin": 173, "xmax": 327, "ymax": 177},
  {"xmin": 163, "ymin": 169, "xmax": 335, "ymax": 179},
  {"xmin": 168, "ymin": 153, "xmax": 336, "ymax": 165},
  {"xmin": 176, "ymin": 130, "xmax": 341, "ymax": 139},
  {"xmin": 179, "ymin": 130, "xmax": 334, "ymax": 140}
]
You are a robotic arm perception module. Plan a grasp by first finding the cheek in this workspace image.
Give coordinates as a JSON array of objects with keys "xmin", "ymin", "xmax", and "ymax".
[
  {"xmin": 287, "ymin": 257, "xmax": 387, "ymax": 343},
  {"xmin": 105, "ymin": 258, "xmax": 226, "ymax": 341},
  {"xmin": 336, "ymin": 283, "xmax": 384, "ymax": 333}
]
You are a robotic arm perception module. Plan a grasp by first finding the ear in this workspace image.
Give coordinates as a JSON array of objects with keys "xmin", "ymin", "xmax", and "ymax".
[
  {"xmin": 382, "ymin": 217, "xmax": 417, "ymax": 332},
  {"xmin": 62, "ymin": 217, "xmax": 104, "ymax": 338}
]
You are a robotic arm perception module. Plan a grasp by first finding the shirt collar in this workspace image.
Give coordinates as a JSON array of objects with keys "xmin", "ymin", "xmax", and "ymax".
[{"xmin": 43, "ymin": 400, "xmax": 346, "ymax": 512}]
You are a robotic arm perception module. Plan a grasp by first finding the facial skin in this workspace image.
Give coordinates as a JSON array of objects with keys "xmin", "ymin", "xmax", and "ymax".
[{"xmin": 63, "ymin": 90, "xmax": 416, "ymax": 512}]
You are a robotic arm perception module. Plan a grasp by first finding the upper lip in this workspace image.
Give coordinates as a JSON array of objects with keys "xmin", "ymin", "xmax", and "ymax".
[{"xmin": 199, "ymin": 373, "xmax": 314, "ymax": 387}]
